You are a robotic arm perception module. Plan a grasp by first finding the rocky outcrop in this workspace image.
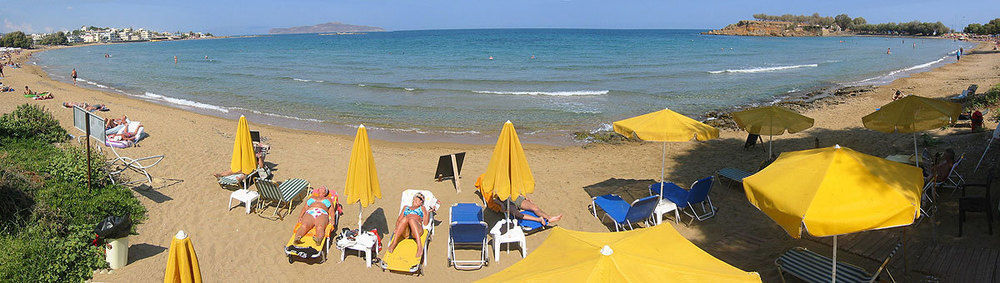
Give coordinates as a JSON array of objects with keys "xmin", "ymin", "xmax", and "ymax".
[{"xmin": 703, "ymin": 20, "xmax": 841, "ymax": 37}]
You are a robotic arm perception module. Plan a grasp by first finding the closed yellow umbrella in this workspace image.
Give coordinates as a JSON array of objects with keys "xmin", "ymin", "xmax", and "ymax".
[
  {"xmin": 743, "ymin": 145, "xmax": 922, "ymax": 282},
  {"xmin": 862, "ymin": 95, "xmax": 961, "ymax": 167},
  {"xmin": 344, "ymin": 125, "xmax": 382, "ymax": 228},
  {"xmin": 732, "ymin": 106, "xmax": 814, "ymax": 156},
  {"xmin": 477, "ymin": 224, "xmax": 761, "ymax": 283},
  {"xmin": 613, "ymin": 108, "xmax": 719, "ymax": 192},
  {"xmin": 481, "ymin": 121, "xmax": 534, "ymax": 202},
  {"xmin": 230, "ymin": 115, "xmax": 257, "ymax": 175},
  {"xmin": 164, "ymin": 231, "xmax": 201, "ymax": 283}
]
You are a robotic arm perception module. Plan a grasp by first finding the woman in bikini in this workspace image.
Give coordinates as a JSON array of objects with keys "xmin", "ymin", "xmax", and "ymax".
[
  {"xmin": 386, "ymin": 193, "xmax": 434, "ymax": 258},
  {"xmin": 293, "ymin": 186, "xmax": 334, "ymax": 244}
]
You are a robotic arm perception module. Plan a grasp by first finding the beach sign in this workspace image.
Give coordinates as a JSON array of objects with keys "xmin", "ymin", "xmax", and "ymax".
[
  {"xmin": 434, "ymin": 152, "xmax": 465, "ymax": 192},
  {"xmin": 72, "ymin": 106, "xmax": 106, "ymax": 143}
]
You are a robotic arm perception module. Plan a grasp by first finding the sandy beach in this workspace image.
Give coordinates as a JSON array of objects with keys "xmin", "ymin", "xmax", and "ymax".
[{"xmin": 2, "ymin": 41, "xmax": 999, "ymax": 282}]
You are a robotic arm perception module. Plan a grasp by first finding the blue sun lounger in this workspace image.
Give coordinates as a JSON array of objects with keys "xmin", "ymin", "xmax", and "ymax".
[
  {"xmin": 448, "ymin": 203, "xmax": 489, "ymax": 270},
  {"xmin": 590, "ymin": 194, "xmax": 660, "ymax": 231}
]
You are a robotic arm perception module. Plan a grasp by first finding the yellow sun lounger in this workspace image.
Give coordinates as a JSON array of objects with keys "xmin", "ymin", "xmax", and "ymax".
[
  {"xmin": 380, "ymin": 228, "xmax": 430, "ymax": 275},
  {"xmin": 284, "ymin": 193, "xmax": 340, "ymax": 263}
]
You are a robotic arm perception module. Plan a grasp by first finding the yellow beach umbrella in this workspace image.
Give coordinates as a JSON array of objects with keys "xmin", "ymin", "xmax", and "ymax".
[
  {"xmin": 743, "ymin": 145, "xmax": 922, "ymax": 282},
  {"xmin": 732, "ymin": 106, "xmax": 814, "ymax": 156},
  {"xmin": 613, "ymin": 108, "xmax": 719, "ymax": 192},
  {"xmin": 164, "ymin": 231, "xmax": 201, "ymax": 283},
  {"xmin": 862, "ymin": 95, "xmax": 961, "ymax": 167},
  {"xmin": 477, "ymin": 224, "xmax": 761, "ymax": 283},
  {"xmin": 481, "ymin": 121, "xmax": 535, "ymax": 202},
  {"xmin": 345, "ymin": 125, "xmax": 381, "ymax": 228},
  {"xmin": 230, "ymin": 115, "xmax": 257, "ymax": 175}
]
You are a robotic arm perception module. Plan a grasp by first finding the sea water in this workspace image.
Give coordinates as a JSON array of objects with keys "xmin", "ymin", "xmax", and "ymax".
[{"xmin": 34, "ymin": 29, "xmax": 974, "ymax": 143}]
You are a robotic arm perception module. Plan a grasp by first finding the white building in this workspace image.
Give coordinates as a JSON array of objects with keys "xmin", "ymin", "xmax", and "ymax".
[{"xmin": 67, "ymin": 35, "xmax": 84, "ymax": 43}]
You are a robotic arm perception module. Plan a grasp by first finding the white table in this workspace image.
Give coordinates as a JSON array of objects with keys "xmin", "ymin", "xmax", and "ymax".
[
  {"xmin": 228, "ymin": 189, "xmax": 259, "ymax": 214},
  {"xmin": 340, "ymin": 233, "xmax": 377, "ymax": 268},
  {"xmin": 490, "ymin": 219, "xmax": 526, "ymax": 262},
  {"xmin": 653, "ymin": 198, "xmax": 679, "ymax": 225}
]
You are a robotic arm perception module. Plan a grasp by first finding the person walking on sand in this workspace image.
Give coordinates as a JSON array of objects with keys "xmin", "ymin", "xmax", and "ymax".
[
  {"xmin": 957, "ymin": 49, "xmax": 962, "ymax": 61},
  {"xmin": 0, "ymin": 63, "xmax": 4, "ymax": 78},
  {"xmin": 71, "ymin": 69, "xmax": 77, "ymax": 86}
]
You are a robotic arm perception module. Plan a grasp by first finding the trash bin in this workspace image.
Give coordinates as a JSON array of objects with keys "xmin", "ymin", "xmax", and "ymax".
[
  {"xmin": 105, "ymin": 237, "xmax": 129, "ymax": 269},
  {"xmin": 94, "ymin": 214, "xmax": 132, "ymax": 269}
]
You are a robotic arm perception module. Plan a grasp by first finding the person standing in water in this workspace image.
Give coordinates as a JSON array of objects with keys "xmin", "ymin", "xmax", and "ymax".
[
  {"xmin": 957, "ymin": 49, "xmax": 962, "ymax": 61},
  {"xmin": 174, "ymin": 56, "xmax": 178, "ymax": 64},
  {"xmin": 71, "ymin": 69, "xmax": 77, "ymax": 86},
  {"xmin": 887, "ymin": 48, "xmax": 891, "ymax": 55}
]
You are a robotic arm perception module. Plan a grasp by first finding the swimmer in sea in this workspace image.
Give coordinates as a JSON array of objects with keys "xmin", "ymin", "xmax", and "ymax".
[
  {"xmin": 489, "ymin": 56, "xmax": 494, "ymax": 60},
  {"xmin": 174, "ymin": 56, "xmax": 178, "ymax": 64},
  {"xmin": 887, "ymin": 48, "xmax": 891, "ymax": 55}
]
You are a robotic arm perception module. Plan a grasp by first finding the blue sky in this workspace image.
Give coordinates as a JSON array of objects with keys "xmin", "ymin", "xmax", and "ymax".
[{"xmin": 1, "ymin": 0, "xmax": 996, "ymax": 35}]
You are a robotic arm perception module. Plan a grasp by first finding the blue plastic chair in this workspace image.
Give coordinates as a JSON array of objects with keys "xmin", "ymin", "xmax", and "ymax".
[
  {"xmin": 651, "ymin": 176, "xmax": 717, "ymax": 224},
  {"xmin": 591, "ymin": 194, "xmax": 660, "ymax": 231},
  {"xmin": 448, "ymin": 203, "xmax": 489, "ymax": 270}
]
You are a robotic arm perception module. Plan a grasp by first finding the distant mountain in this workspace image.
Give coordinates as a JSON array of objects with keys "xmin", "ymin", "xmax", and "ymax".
[{"xmin": 269, "ymin": 22, "xmax": 385, "ymax": 34}]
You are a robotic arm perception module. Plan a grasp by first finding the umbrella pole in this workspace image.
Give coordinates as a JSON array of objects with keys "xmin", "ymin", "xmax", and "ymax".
[
  {"xmin": 914, "ymin": 133, "xmax": 920, "ymax": 168},
  {"xmin": 661, "ymin": 142, "xmax": 666, "ymax": 185},
  {"xmin": 358, "ymin": 203, "xmax": 363, "ymax": 231},
  {"xmin": 769, "ymin": 134, "xmax": 773, "ymax": 158},
  {"xmin": 832, "ymin": 235, "xmax": 838, "ymax": 283}
]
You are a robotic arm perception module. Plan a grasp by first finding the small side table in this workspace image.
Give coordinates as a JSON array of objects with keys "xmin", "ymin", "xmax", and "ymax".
[
  {"xmin": 653, "ymin": 198, "xmax": 679, "ymax": 225},
  {"xmin": 490, "ymin": 219, "xmax": 526, "ymax": 262},
  {"xmin": 340, "ymin": 234, "xmax": 376, "ymax": 268},
  {"xmin": 228, "ymin": 189, "xmax": 259, "ymax": 214}
]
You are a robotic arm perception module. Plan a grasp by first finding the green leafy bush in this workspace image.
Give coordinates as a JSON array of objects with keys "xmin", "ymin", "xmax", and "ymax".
[
  {"xmin": 0, "ymin": 105, "xmax": 147, "ymax": 282},
  {"xmin": 0, "ymin": 224, "xmax": 107, "ymax": 282},
  {"xmin": 0, "ymin": 104, "xmax": 67, "ymax": 144},
  {"xmin": 967, "ymin": 84, "xmax": 1000, "ymax": 110}
]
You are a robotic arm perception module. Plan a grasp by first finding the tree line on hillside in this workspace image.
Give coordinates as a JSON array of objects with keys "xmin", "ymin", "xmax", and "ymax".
[
  {"xmin": 752, "ymin": 13, "xmax": 951, "ymax": 36},
  {"xmin": 0, "ymin": 32, "xmax": 32, "ymax": 48},
  {"xmin": 964, "ymin": 19, "xmax": 1000, "ymax": 35}
]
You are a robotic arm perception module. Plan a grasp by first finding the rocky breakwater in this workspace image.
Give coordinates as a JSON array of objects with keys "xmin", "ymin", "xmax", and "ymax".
[{"xmin": 703, "ymin": 20, "xmax": 835, "ymax": 37}]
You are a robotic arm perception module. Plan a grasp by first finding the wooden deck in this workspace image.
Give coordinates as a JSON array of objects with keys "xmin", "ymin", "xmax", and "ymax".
[{"xmin": 912, "ymin": 245, "xmax": 1000, "ymax": 282}]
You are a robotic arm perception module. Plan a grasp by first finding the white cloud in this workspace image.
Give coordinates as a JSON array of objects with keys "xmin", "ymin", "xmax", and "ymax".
[
  {"xmin": 67, "ymin": 6, "xmax": 73, "ymax": 10},
  {"xmin": 3, "ymin": 19, "xmax": 34, "ymax": 33}
]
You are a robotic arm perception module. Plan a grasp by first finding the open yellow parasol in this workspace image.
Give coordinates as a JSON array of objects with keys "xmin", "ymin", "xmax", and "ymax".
[
  {"xmin": 732, "ymin": 106, "xmax": 814, "ymax": 156},
  {"xmin": 477, "ymin": 224, "xmax": 761, "ymax": 282},
  {"xmin": 344, "ymin": 125, "xmax": 382, "ymax": 229},
  {"xmin": 164, "ymin": 231, "xmax": 201, "ymax": 283},
  {"xmin": 862, "ymin": 95, "xmax": 961, "ymax": 167},
  {"xmin": 613, "ymin": 108, "xmax": 719, "ymax": 193},
  {"xmin": 743, "ymin": 145, "xmax": 922, "ymax": 281},
  {"xmin": 229, "ymin": 115, "xmax": 257, "ymax": 175}
]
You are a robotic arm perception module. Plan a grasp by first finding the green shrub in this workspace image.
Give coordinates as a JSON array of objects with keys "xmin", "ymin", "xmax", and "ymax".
[
  {"xmin": 0, "ymin": 168, "xmax": 37, "ymax": 233},
  {"xmin": 0, "ymin": 224, "xmax": 107, "ymax": 282},
  {"xmin": 967, "ymin": 84, "xmax": 1000, "ymax": 110},
  {"xmin": 0, "ymin": 104, "xmax": 67, "ymax": 144}
]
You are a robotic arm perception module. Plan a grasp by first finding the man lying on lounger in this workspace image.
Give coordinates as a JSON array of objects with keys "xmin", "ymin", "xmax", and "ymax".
[{"xmin": 476, "ymin": 175, "xmax": 562, "ymax": 225}]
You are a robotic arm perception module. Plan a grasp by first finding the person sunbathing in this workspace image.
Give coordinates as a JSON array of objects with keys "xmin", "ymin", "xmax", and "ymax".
[
  {"xmin": 23, "ymin": 86, "xmax": 35, "ymax": 96},
  {"xmin": 386, "ymin": 193, "xmax": 435, "ymax": 258},
  {"xmin": 925, "ymin": 149, "xmax": 956, "ymax": 183},
  {"xmin": 105, "ymin": 115, "xmax": 128, "ymax": 130},
  {"xmin": 475, "ymin": 175, "xmax": 562, "ymax": 225},
  {"xmin": 32, "ymin": 93, "xmax": 53, "ymax": 100},
  {"xmin": 293, "ymin": 187, "xmax": 334, "ymax": 244}
]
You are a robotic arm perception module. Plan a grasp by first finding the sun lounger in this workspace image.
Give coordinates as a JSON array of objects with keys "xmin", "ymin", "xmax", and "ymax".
[
  {"xmin": 380, "ymin": 189, "xmax": 439, "ymax": 275},
  {"xmin": 716, "ymin": 167, "xmax": 754, "ymax": 189},
  {"xmin": 651, "ymin": 176, "xmax": 718, "ymax": 224},
  {"xmin": 448, "ymin": 203, "xmax": 489, "ymax": 270},
  {"xmin": 776, "ymin": 243, "xmax": 901, "ymax": 283},
  {"xmin": 254, "ymin": 178, "xmax": 309, "ymax": 218},
  {"xmin": 107, "ymin": 145, "xmax": 164, "ymax": 185},
  {"xmin": 285, "ymin": 191, "xmax": 341, "ymax": 263},
  {"xmin": 590, "ymin": 194, "xmax": 659, "ymax": 231}
]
